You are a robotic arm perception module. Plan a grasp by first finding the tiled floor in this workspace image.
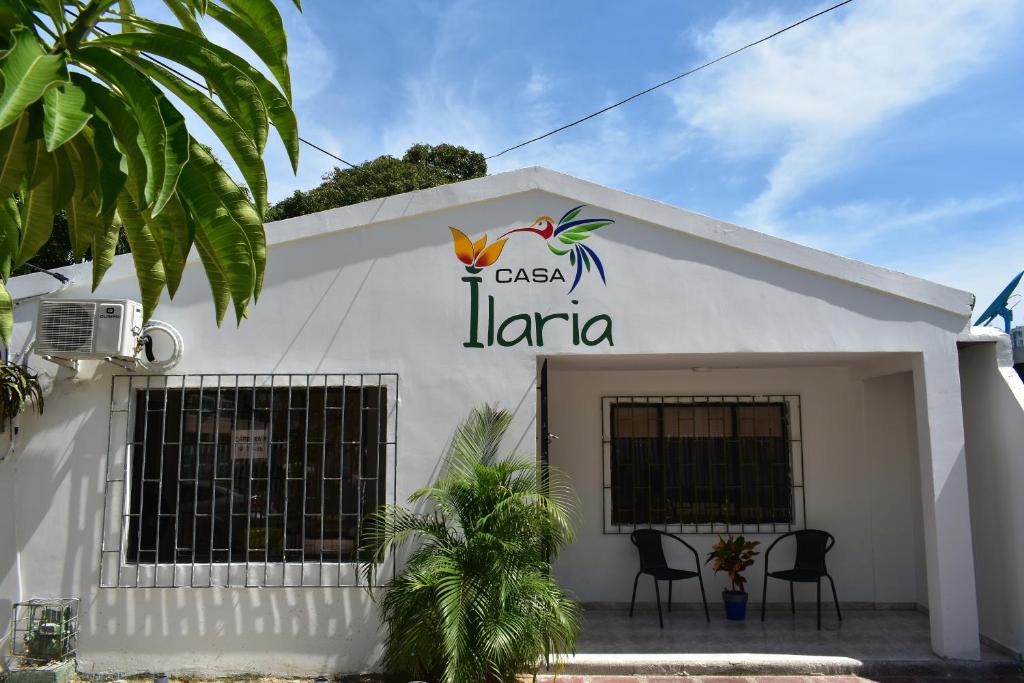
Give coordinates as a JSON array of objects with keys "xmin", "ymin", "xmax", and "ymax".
[
  {"xmin": 548, "ymin": 608, "xmax": 1018, "ymax": 676},
  {"xmin": 534, "ymin": 677, "xmax": 1024, "ymax": 683},
  {"xmin": 573, "ymin": 608, "xmax": 1008, "ymax": 662}
]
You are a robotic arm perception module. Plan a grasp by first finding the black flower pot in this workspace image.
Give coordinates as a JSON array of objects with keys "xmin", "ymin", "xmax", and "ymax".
[{"xmin": 722, "ymin": 590, "xmax": 748, "ymax": 620}]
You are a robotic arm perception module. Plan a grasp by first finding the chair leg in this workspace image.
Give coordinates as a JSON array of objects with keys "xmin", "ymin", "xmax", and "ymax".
[
  {"xmin": 629, "ymin": 571, "xmax": 641, "ymax": 618},
  {"xmin": 761, "ymin": 574, "xmax": 768, "ymax": 622},
  {"xmin": 790, "ymin": 581, "xmax": 795, "ymax": 614},
  {"xmin": 816, "ymin": 579, "xmax": 822, "ymax": 631},
  {"xmin": 827, "ymin": 574, "xmax": 842, "ymax": 621},
  {"xmin": 668, "ymin": 580, "xmax": 673, "ymax": 612},
  {"xmin": 654, "ymin": 578, "xmax": 663, "ymax": 629},
  {"xmin": 699, "ymin": 572, "xmax": 710, "ymax": 623}
]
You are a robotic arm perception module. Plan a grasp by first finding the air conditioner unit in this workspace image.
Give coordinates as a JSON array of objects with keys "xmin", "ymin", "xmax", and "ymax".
[{"xmin": 36, "ymin": 299, "xmax": 144, "ymax": 361}]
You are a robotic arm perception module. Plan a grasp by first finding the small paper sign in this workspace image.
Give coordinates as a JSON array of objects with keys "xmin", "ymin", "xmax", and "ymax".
[{"xmin": 233, "ymin": 428, "xmax": 268, "ymax": 460}]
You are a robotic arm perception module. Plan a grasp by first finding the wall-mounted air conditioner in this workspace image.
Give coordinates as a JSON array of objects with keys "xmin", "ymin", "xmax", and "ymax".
[{"xmin": 36, "ymin": 299, "xmax": 144, "ymax": 361}]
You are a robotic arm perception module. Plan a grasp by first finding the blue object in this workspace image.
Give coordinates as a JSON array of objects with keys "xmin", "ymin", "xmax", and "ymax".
[
  {"xmin": 723, "ymin": 591, "xmax": 748, "ymax": 620},
  {"xmin": 975, "ymin": 270, "xmax": 1024, "ymax": 333}
]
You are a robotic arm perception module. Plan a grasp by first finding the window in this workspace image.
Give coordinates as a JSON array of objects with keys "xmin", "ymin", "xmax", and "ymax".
[
  {"xmin": 601, "ymin": 396, "xmax": 804, "ymax": 534},
  {"xmin": 101, "ymin": 374, "xmax": 397, "ymax": 587}
]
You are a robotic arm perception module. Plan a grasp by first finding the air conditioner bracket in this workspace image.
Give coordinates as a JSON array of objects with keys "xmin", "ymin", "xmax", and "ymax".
[
  {"xmin": 41, "ymin": 355, "xmax": 80, "ymax": 373},
  {"xmin": 103, "ymin": 356, "xmax": 139, "ymax": 372}
]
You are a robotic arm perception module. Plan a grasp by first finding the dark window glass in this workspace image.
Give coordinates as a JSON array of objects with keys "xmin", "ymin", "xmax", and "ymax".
[
  {"xmin": 609, "ymin": 402, "xmax": 792, "ymax": 527},
  {"xmin": 126, "ymin": 385, "xmax": 387, "ymax": 564}
]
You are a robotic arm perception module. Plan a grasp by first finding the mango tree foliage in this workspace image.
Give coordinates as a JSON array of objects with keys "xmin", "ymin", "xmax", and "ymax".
[{"xmin": 0, "ymin": 0, "xmax": 302, "ymax": 343}]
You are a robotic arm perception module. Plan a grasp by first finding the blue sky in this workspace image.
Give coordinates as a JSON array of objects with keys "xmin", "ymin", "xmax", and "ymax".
[{"xmin": 147, "ymin": 0, "xmax": 1024, "ymax": 315}]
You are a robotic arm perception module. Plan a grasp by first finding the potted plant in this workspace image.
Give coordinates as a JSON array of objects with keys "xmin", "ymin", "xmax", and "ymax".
[
  {"xmin": 0, "ymin": 361, "xmax": 43, "ymax": 434},
  {"xmin": 706, "ymin": 534, "xmax": 760, "ymax": 620}
]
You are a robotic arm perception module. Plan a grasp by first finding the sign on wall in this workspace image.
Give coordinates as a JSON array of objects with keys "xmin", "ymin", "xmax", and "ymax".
[
  {"xmin": 232, "ymin": 428, "xmax": 269, "ymax": 460},
  {"xmin": 449, "ymin": 205, "xmax": 615, "ymax": 348}
]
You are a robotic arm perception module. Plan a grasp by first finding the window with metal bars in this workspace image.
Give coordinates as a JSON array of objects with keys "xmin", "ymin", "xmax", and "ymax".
[
  {"xmin": 101, "ymin": 374, "xmax": 397, "ymax": 588},
  {"xmin": 601, "ymin": 396, "xmax": 804, "ymax": 534}
]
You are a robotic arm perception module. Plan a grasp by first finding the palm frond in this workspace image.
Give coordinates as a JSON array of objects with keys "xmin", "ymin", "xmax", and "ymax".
[{"xmin": 366, "ymin": 405, "xmax": 582, "ymax": 683}]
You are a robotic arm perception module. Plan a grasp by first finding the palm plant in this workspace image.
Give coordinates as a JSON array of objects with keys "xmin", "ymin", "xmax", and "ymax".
[
  {"xmin": 0, "ymin": 359, "xmax": 43, "ymax": 432},
  {"xmin": 363, "ymin": 405, "xmax": 581, "ymax": 683},
  {"xmin": 0, "ymin": 0, "xmax": 301, "ymax": 343}
]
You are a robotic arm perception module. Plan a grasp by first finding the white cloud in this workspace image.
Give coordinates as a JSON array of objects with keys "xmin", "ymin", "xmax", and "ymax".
[
  {"xmin": 899, "ymin": 218, "xmax": 1024, "ymax": 316},
  {"xmin": 671, "ymin": 0, "xmax": 1021, "ymax": 225},
  {"xmin": 781, "ymin": 186, "xmax": 1024, "ymax": 255}
]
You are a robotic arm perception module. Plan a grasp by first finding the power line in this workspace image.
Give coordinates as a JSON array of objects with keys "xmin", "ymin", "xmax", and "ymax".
[
  {"xmin": 486, "ymin": 0, "xmax": 857, "ymax": 160},
  {"xmin": 141, "ymin": 51, "xmax": 360, "ymax": 168},
  {"xmin": 91, "ymin": 24, "xmax": 358, "ymax": 169}
]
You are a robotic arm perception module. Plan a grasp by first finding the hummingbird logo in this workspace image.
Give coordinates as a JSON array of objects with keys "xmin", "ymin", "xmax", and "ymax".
[{"xmin": 449, "ymin": 205, "xmax": 615, "ymax": 293}]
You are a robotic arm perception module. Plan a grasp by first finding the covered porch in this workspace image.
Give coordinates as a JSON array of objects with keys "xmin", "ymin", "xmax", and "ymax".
[{"xmin": 541, "ymin": 351, "xmax": 984, "ymax": 667}]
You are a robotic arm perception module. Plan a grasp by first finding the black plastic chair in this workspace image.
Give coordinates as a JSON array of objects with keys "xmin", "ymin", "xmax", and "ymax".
[
  {"xmin": 629, "ymin": 529, "xmax": 710, "ymax": 628},
  {"xmin": 760, "ymin": 529, "xmax": 842, "ymax": 630}
]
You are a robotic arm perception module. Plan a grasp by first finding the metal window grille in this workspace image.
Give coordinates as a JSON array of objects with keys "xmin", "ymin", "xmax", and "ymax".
[
  {"xmin": 601, "ymin": 395, "xmax": 804, "ymax": 534},
  {"xmin": 101, "ymin": 373, "xmax": 398, "ymax": 588}
]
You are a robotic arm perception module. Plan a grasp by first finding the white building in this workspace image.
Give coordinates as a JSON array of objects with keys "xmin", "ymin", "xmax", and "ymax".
[
  {"xmin": 2, "ymin": 167, "xmax": 1023, "ymax": 675},
  {"xmin": 1011, "ymin": 325, "xmax": 1024, "ymax": 370}
]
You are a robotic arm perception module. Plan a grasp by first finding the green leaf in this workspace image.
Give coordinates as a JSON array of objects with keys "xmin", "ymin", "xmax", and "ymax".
[
  {"xmin": 546, "ymin": 242, "xmax": 569, "ymax": 256},
  {"xmin": 187, "ymin": 141, "xmax": 266, "ymax": 299},
  {"xmin": 559, "ymin": 207, "xmax": 582, "ymax": 225},
  {"xmin": 0, "ymin": 195, "xmax": 20, "ymax": 279},
  {"xmin": 123, "ymin": 54, "xmax": 267, "ymax": 217},
  {"xmin": 15, "ymin": 142, "xmax": 55, "ymax": 266},
  {"xmin": 76, "ymin": 47, "xmax": 167, "ymax": 211},
  {"xmin": 210, "ymin": 0, "xmax": 291, "ymax": 100},
  {"xmin": 192, "ymin": 224, "xmax": 231, "ymax": 325},
  {"xmin": 562, "ymin": 220, "xmax": 612, "ymax": 237},
  {"xmin": 64, "ymin": 136, "xmax": 103, "ymax": 259},
  {"xmin": 91, "ymin": 210, "xmax": 121, "ymax": 289},
  {"xmin": 176, "ymin": 149, "xmax": 256, "ymax": 322},
  {"xmin": 82, "ymin": 110, "xmax": 128, "ymax": 215},
  {"xmin": 117, "ymin": 190, "xmax": 166, "ymax": 320},
  {"xmin": 579, "ymin": 245, "xmax": 591, "ymax": 272},
  {"xmin": 0, "ymin": 278, "xmax": 11, "ymax": 344},
  {"xmin": 95, "ymin": 26, "xmax": 271, "ymax": 156},
  {"xmin": 51, "ymin": 144, "xmax": 76, "ymax": 209},
  {"xmin": 0, "ymin": 28, "xmax": 68, "ymax": 130},
  {"xmin": 73, "ymin": 74, "xmax": 148, "ymax": 205},
  {"xmin": 162, "ymin": 0, "xmax": 206, "ymax": 37},
  {"xmin": 96, "ymin": 23, "xmax": 298, "ymax": 170},
  {"xmin": 152, "ymin": 87, "xmax": 189, "ymax": 217},
  {"xmin": 0, "ymin": 112, "xmax": 30, "ymax": 198},
  {"xmin": 42, "ymin": 82, "xmax": 92, "ymax": 152},
  {"xmin": 66, "ymin": 130, "xmax": 101, "ymax": 202},
  {"xmin": 146, "ymin": 193, "xmax": 191, "ymax": 297}
]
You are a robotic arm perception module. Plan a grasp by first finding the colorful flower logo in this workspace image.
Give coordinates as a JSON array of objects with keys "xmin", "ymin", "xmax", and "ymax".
[
  {"xmin": 449, "ymin": 205, "xmax": 615, "ymax": 292},
  {"xmin": 449, "ymin": 228, "xmax": 508, "ymax": 274}
]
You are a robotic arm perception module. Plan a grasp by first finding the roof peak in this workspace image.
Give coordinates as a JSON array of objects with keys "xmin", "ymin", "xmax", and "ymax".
[{"xmin": 17, "ymin": 166, "xmax": 973, "ymax": 318}]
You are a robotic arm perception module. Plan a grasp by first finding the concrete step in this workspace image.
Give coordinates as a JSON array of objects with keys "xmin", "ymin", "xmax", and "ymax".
[{"xmin": 545, "ymin": 653, "xmax": 1022, "ymax": 678}]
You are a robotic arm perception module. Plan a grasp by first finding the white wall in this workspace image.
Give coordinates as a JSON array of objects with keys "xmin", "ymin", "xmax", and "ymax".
[
  {"xmin": 548, "ymin": 365, "xmax": 925, "ymax": 608},
  {"xmin": 0, "ymin": 185, "xmax": 977, "ymax": 674},
  {"xmin": 863, "ymin": 372, "xmax": 928, "ymax": 607},
  {"xmin": 959, "ymin": 339, "xmax": 1024, "ymax": 656}
]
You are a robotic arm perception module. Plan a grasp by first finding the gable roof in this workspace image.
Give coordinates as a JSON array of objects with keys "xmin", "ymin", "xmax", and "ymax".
[{"xmin": 22, "ymin": 166, "xmax": 974, "ymax": 318}]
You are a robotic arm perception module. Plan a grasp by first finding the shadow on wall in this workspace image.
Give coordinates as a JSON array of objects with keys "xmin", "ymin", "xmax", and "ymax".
[
  {"xmin": 597, "ymin": 212, "xmax": 967, "ymax": 332},
  {"xmin": 960, "ymin": 342, "xmax": 1024, "ymax": 657},
  {"xmin": 2, "ymin": 366, "xmax": 542, "ymax": 674},
  {"xmin": 2, "ymin": 377, "xmax": 383, "ymax": 674}
]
